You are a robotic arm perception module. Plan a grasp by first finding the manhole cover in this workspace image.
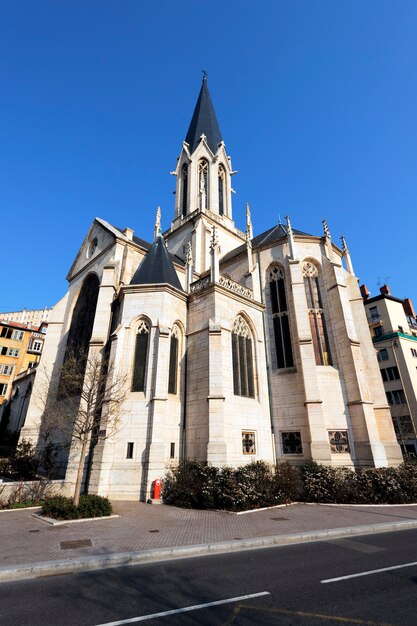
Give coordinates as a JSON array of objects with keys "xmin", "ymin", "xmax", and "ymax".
[
  {"xmin": 60, "ymin": 539, "xmax": 93, "ymax": 550},
  {"xmin": 149, "ymin": 529, "xmax": 159, "ymax": 533},
  {"xmin": 29, "ymin": 530, "xmax": 40, "ymax": 534},
  {"xmin": 270, "ymin": 517, "xmax": 289, "ymax": 521}
]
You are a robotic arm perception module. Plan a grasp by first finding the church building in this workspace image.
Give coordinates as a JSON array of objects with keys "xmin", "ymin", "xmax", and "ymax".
[{"xmin": 20, "ymin": 76, "xmax": 402, "ymax": 500}]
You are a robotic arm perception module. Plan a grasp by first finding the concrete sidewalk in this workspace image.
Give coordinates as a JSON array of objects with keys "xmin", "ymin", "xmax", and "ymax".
[{"xmin": 2, "ymin": 501, "xmax": 417, "ymax": 582}]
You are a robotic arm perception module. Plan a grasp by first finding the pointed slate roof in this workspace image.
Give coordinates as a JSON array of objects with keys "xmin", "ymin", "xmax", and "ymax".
[
  {"xmin": 220, "ymin": 223, "xmax": 313, "ymax": 264},
  {"xmin": 185, "ymin": 75, "xmax": 222, "ymax": 155},
  {"xmin": 130, "ymin": 236, "xmax": 183, "ymax": 291},
  {"xmin": 251, "ymin": 223, "xmax": 311, "ymax": 248}
]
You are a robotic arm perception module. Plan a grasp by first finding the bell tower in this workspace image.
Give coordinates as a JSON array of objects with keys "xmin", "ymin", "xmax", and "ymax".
[{"xmin": 165, "ymin": 75, "xmax": 246, "ymax": 273}]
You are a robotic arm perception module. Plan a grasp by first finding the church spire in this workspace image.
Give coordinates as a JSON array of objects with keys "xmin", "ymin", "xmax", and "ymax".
[
  {"xmin": 185, "ymin": 74, "xmax": 222, "ymax": 154},
  {"xmin": 154, "ymin": 206, "xmax": 162, "ymax": 241}
]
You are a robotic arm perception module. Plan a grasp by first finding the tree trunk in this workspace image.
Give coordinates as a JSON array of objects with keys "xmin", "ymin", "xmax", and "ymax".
[{"xmin": 73, "ymin": 438, "xmax": 89, "ymax": 507}]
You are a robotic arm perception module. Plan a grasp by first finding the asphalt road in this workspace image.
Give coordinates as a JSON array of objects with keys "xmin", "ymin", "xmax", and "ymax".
[{"xmin": 2, "ymin": 528, "xmax": 417, "ymax": 625}]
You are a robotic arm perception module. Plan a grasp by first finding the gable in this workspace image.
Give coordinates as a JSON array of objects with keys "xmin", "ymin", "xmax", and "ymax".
[{"xmin": 66, "ymin": 219, "xmax": 119, "ymax": 281}]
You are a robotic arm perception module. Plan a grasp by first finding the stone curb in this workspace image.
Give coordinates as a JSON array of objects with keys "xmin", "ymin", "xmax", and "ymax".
[
  {"xmin": 31, "ymin": 513, "xmax": 120, "ymax": 526},
  {"xmin": 2, "ymin": 519, "xmax": 417, "ymax": 583}
]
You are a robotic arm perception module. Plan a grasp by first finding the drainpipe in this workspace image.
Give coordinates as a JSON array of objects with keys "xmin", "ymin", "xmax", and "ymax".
[
  {"xmin": 181, "ymin": 298, "xmax": 189, "ymax": 460},
  {"xmin": 257, "ymin": 250, "xmax": 277, "ymax": 464}
]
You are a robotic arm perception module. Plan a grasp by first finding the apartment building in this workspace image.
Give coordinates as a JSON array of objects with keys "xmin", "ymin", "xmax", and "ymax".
[
  {"xmin": 362, "ymin": 284, "xmax": 417, "ymax": 455},
  {"xmin": 0, "ymin": 320, "xmax": 45, "ymax": 405}
]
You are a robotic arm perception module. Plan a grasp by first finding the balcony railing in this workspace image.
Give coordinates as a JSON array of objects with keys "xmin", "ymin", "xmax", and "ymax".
[{"xmin": 190, "ymin": 274, "xmax": 253, "ymax": 299}]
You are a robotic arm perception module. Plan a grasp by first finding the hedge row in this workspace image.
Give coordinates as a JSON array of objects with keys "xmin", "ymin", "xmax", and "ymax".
[
  {"xmin": 162, "ymin": 460, "xmax": 417, "ymax": 511},
  {"xmin": 162, "ymin": 460, "xmax": 301, "ymax": 511},
  {"xmin": 41, "ymin": 494, "xmax": 112, "ymax": 520}
]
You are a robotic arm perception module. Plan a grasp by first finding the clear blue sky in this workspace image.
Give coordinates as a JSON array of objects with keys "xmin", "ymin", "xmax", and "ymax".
[{"xmin": 1, "ymin": 1, "xmax": 416, "ymax": 311}]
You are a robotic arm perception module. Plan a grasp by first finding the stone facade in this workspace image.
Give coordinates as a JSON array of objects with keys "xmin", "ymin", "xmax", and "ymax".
[{"xmin": 19, "ymin": 77, "xmax": 402, "ymax": 500}]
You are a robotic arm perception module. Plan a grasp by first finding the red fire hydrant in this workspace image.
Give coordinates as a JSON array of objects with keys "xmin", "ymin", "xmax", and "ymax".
[{"xmin": 152, "ymin": 479, "xmax": 162, "ymax": 500}]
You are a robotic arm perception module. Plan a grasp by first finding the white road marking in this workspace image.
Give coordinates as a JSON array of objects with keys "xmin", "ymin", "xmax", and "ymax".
[
  {"xmin": 322, "ymin": 560, "xmax": 417, "ymax": 584},
  {"xmin": 95, "ymin": 591, "xmax": 270, "ymax": 625}
]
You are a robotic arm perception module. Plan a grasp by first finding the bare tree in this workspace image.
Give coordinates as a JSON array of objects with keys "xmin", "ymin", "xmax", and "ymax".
[{"xmin": 39, "ymin": 349, "xmax": 127, "ymax": 506}]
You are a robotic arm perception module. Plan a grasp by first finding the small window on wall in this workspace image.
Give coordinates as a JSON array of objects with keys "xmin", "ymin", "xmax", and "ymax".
[
  {"xmin": 132, "ymin": 320, "xmax": 150, "ymax": 392},
  {"xmin": 328, "ymin": 431, "xmax": 350, "ymax": 453},
  {"xmin": 126, "ymin": 442, "xmax": 134, "ymax": 459},
  {"xmin": 281, "ymin": 432, "xmax": 303, "ymax": 455},
  {"xmin": 170, "ymin": 442, "xmax": 175, "ymax": 459},
  {"xmin": 0, "ymin": 383, "xmax": 8, "ymax": 396},
  {"xmin": 377, "ymin": 349, "xmax": 389, "ymax": 362},
  {"xmin": 242, "ymin": 431, "xmax": 256, "ymax": 455}
]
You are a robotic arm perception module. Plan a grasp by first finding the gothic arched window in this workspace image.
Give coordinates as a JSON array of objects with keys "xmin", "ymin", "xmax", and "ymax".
[
  {"xmin": 59, "ymin": 273, "xmax": 100, "ymax": 396},
  {"xmin": 231, "ymin": 316, "xmax": 255, "ymax": 398},
  {"xmin": 132, "ymin": 319, "xmax": 150, "ymax": 392},
  {"xmin": 168, "ymin": 325, "xmax": 180, "ymax": 394},
  {"xmin": 198, "ymin": 159, "xmax": 209, "ymax": 209},
  {"xmin": 302, "ymin": 262, "xmax": 332, "ymax": 366},
  {"xmin": 267, "ymin": 266, "xmax": 294, "ymax": 369},
  {"xmin": 218, "ymin": 165, "xmax": 226, "ymax": 216},
  {"xmin": 181, "ymin": 164, "xmax": 188, "ymax": 218}
]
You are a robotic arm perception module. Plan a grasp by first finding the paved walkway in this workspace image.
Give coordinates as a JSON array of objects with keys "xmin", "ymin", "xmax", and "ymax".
[{"xmin": 2, "ymin": 501, "xmax": 417, "ymax": 581}]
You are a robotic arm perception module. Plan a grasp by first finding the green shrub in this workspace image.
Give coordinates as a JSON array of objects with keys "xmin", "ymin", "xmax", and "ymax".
[
  {"xmin": 162, "ymin": 460, "xmax": 301, "ymax": 511},
  {"xmin": 8, "ymin": 500, "xmax": 46, "ymax": 509},
  {"xmin": 162, "ymin": 460, "xmax": 219, "ymax": 509},
  {"xmin": 0, "ymin": 458, "xmax": 11, "ymax": 476},
  {"xmin": 9, "ymin": 440, "xmax": 38, "ymax": 480},
  {"xmin": 0, "ymin": 441, "xmax": 39, "ymax": 480},
  {"xmin": 41, "ymin": 494, "xmax": 112, "ymax": 520},
  {"xmin": 272, "ymin": 462, "xmax": 302, "ymax": 503},
  {"xmin": 163, "ymin": 459, "xmax": 417, "ymax": 510},
  {"xmin": 300, "ymin": 462, "xmax": 344, "ymax": 503},
  {"xmin": 77, "ymin": 494, "xmax": 112, "ymax": 518}
]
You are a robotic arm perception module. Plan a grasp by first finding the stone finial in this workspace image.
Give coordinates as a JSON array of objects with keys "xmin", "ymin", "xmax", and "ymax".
[
  {"xmin": 246, "ymin": 202, "xmax": 251, "ymax": 223},
  {"xmin": 340, "ymin": 234, "xmax": 354, "ymax": 275},
  {"xmin": 210, "ymin": 226, "xmax": 220, "ymax": 283},
  {"xmin": 322, "ymin": 219, "xmax": 334, "ymax": 261},
  {"xmin": 210, "ymin": 225, "xmax": 219, "ymax": 251},
  {"xmin": 246, "ymin": 203, "xmax": 253, "ymax": 242},
  {"xmin": 186, "ymin": 240, "xmax": 194, "ymax": 293},
  {"xmin": 285, "ymin": 214, "xmax": 296, "ymax": 260},
  {"xmin": 186, "ymin": 240, "xmax": 193, "ymax": 265},
  {"xmin": 154, "ymin": 206, "xmax": 162, "ymax": 241}
]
